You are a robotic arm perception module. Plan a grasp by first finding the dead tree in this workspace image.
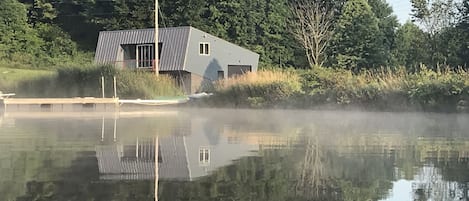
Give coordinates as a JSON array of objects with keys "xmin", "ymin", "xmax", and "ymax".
[
  {"xmin": 290, "ymin": 0, "xmax": 335, "ymax": 68},
  {"xmin": 296, "ymin": 135, "xmax": 324, "ymax": 198}
]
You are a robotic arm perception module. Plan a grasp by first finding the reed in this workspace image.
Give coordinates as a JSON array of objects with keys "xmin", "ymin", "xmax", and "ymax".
[
  {"xmin": 209, "ymin": 70, "xmax": 301, "ymax": 108},
  {"xmin": 13, "ymin": 65, "xmax": 183, "ymax": 98}
]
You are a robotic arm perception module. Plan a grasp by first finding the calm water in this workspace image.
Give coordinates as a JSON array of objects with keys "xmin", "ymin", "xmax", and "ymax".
[{"xmin": 1, "ymin": 109, "xmax": 469, "ymax": 201}]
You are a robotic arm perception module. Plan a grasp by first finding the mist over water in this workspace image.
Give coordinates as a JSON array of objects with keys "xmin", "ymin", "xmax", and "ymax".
[{"xmin": 1, "ymin": 109, "xmax": 469, "ymax": 201}]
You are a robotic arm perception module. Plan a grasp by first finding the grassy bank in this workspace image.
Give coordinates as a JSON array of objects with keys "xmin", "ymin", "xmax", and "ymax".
[
  {"xmin": 1, "ymin": 65, "xmax": 183, "ymax": 98},
  {"xmin": 203, "ymin": 67, "xmax": 469, "ymax": 112}
]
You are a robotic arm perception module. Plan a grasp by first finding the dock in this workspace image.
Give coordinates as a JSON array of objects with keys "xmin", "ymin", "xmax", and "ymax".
[{"xmin": 0, "ymin": 97, "xmax": 119, "ymax": 112}]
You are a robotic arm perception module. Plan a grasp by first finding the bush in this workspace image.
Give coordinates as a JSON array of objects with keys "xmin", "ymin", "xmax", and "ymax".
[{"xmin": 298, "ymin": 66, "xmax": 469, "ymax": 112}]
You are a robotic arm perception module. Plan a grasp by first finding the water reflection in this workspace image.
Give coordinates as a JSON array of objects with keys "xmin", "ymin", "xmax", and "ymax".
[{"xmin": 1, "ymin": 110, "xmax": 469, "ymax": 201}]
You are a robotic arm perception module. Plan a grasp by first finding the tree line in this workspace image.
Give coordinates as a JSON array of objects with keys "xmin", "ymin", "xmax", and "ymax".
[{"xmin": 1, "ymin": 0, "xmax": 468, "ymax": 70}]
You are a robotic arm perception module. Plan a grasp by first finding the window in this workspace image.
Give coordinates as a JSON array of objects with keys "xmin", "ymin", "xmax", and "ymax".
[
  {"xmin": 199, "ymin": 42, "xmax": 210, "ymax": 55},
  {"xmin": 136, "ymin": 43, "xmax": 162, "ymax": 68},
  {"xmin": 199, "ymin": 147, "xmax": 210, "ymax": 165},
  {"xmin": 136, "ymin": 44, "xmax": 154, "ymax": 68}
]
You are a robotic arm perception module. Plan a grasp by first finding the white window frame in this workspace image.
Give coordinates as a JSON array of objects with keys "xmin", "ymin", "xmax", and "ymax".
[
  {"xmin": 199, "ymin": 42, "xmax": 210, "ymax": 56},
  {"xmin": 199, "ymin": 146, "xmax": 210, "ymax": 165},
  {"xmin": 136, "ymin": 44, "xmax": 154, "ymax": 68}
]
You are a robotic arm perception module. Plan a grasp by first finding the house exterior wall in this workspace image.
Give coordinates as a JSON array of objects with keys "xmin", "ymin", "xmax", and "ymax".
[
  {"xmin": 183, "ymin": 27, "xmax": 260, "ymax": 82},
  {"xmin": 184, "ymin": 117, "xmax": 259, "ymax": 179},
  {"xmin": 190, "ymin": 73, "xmax": 214, "ymax": 94}
]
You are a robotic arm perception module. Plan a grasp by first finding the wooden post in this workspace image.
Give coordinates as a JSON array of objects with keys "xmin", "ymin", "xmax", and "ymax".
[
  {"xmin": 154, "ymin": 136, "xmax": 159, "ymax": 201},
  {"xmin": 154, "ymin": 0, "xmax": 159, "ymax": 76},
  {"xmin": 113, "ymin": 76, "xmax": 117, "ymax": 98},
  {"xmin": 136, "ymin": 137, "xmax": 139, "ymax": 159},
  {"xmin": 101, "ymin": 116, "xmax": 105, "ymax": 142},
  {"xmin": 101, "ymin": 76, "xmax": 105, "ymax": 98},
  {"xmin": 113, "ymin": 113, "xmax": 117, "ymax": 142}
]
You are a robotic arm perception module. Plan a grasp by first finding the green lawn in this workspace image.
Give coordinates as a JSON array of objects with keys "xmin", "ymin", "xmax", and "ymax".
[{"xmin": 0, "ymin": 67, "xmax": 55, "ymax": 92}]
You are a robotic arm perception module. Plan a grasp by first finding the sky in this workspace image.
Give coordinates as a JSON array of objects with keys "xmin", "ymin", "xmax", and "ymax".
[{"xmin": 388, "ymin": 0, "xmax": 413, "ymax": 24}]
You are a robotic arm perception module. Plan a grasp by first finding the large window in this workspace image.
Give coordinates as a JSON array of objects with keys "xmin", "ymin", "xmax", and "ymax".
[
  {"xmin": 199, "ymin": 147, "xmax": 210, "ymax": 165},
  {"xmin": 136, "ymin": 43, "xmax": 162, "ymax": 68},
  {"xmin": 137, "ymin": 44, "xmax": 154, "ymax": 68},
  {"xmin": 199, "ymin": 42, "xmax": 210, "ymax": 55}
]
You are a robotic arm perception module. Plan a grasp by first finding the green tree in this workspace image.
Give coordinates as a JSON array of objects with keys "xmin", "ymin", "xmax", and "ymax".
[
  {"xmin": 393, "ymin": 22, "xmax": 430, "ymax": 68},
  {"xmin": 368, "ymin": 0, "xmax": 399, "ymax": 67},
  {"xmin": 457, "ymin": 1, "xmax": 469, "ymax": 66},
  {"xmin": 0, "ymin": 0, "xmax": 43, "ymax": 61},
  {"xmin": 329, "ymin": 0, "xmax": 380, "ymax": 70},
  {"xmin": 90, "ymin": 0, "xmax": 154, "ymax": 30},
  {"xmin": 53, "ymin": 0, "xmax": 100, "ymax": 50},
  {"xmin": 410, "ymin": 0, "xmax": 459, "ymax": 67},
  {"xmin": 35, "ymin": 23, "xmax": 78, "ymax": 58},
  {"xmin": 29, "ymin": 0, "xmax": 56, "ymax": 25}
]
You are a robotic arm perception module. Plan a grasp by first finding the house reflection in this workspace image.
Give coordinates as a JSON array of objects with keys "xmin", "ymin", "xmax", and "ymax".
[{"xmin": 95, "ymin": 118, "xmax": 276, "ymax": 181}]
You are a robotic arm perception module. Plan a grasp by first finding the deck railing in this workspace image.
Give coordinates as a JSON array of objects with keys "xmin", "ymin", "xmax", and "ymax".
[{"xmin": 113, "ymin": 60, "xmax": 159, "ymax": 71}]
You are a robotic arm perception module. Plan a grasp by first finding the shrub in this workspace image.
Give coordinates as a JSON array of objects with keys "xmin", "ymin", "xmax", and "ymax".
[{"xmin": 298, "ymin": 66, "xmax": 469, "ymax": 111}]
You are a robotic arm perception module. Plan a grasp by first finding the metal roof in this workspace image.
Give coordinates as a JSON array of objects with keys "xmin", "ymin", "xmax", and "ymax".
[
  {"xmin": 94, "ymin": 27, "xmax": 191, "ymax": 71},
  {"xmin": 96, "ymin": 136, "xmax": 190, "ymax": 181}
]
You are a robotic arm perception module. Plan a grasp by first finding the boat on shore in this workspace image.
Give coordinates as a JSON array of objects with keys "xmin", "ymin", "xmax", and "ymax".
[{"xmin": 119, "ymin": 97, "xmax": 189, "ymax": 106}]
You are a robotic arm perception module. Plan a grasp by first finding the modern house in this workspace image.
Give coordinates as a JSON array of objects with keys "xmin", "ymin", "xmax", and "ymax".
[{"xmin": 94, "ymin": 26, "xmax": 260, "ymax": 94}]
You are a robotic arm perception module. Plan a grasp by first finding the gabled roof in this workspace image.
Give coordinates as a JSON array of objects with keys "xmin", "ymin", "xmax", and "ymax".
[{"xmin": 94, "ymin": 27, "xmax": 191, "ymax": 71}]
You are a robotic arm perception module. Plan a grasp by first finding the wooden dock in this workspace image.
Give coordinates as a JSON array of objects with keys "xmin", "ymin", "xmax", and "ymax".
[{"xmin": 0, "ymin": 97, "xmax": 119, "ymax": 112}]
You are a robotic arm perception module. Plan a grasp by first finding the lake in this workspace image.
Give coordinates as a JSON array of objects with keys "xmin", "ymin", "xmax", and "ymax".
[{"xmin": 1, "ymin": 109, "xmax": 469, "ymax": 201}]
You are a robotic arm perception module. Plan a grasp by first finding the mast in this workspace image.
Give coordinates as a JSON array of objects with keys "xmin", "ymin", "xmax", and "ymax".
[
  {"xmin": 154, "ymin": 0, "xmax": 159, "ymax": 76},
  {"xmin": 154, "ymin": 5, "xmax": 159, "ymax": 201},
  {"xmin": 154, "ymin": 136, "xmax": 159, "ymax": 201}
]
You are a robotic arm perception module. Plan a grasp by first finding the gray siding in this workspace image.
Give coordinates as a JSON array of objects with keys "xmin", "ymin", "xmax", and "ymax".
[
  {"xmin": 94, "ymin": 26, "xmax": 260, "ymax": 91},
  {"xmin": 95, "ymin": 27, "xmax": 190, "ymax": 71},
  {"xmin": 184, "ymin": 118, "xmax": 258, "ymax": 179},
  {"xmin": 184, "ymin": 27, "xmax": 260, "ymax": 81}
]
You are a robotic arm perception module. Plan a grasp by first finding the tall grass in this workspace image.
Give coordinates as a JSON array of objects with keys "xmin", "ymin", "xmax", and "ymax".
[
  {"xmin": 205, "ymin": 66, "xmax": 469, "ymax": 112},
  {"xmin": 14, "ymin": 65, "xmax": 183, "ymax": 98},
  {"xmin": 208, "ymin": 70, "xmax": 301, "ymax": 108},
  {"xmin": 0, "ymin": 67, "xmax": 56, "ymax": 92}
]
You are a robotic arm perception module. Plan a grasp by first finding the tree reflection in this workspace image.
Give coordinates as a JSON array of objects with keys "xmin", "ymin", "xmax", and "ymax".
[{"xmin": 296, "ymin": 134, "xmax": 326, "ymax": 198}]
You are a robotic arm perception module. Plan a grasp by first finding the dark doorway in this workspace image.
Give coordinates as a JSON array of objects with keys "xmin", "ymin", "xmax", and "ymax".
[{"xmin": 217, "ymin": 71, "xmax": 225, "ymax": 80}]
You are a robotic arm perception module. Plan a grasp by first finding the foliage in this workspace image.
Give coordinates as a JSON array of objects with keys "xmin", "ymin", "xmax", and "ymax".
[
  {"xmin": 367, "ymin": 0, "xmax": 399, "ymax": 67},
  {"xmin": 298, "ymin": 66, "xmax": 469, "ymax": 112},
  {"xmin": 393, "ymin": 22, "xmax": 431, "ymax": 69},
  {"xmin": 328, "ymin": 0, "xmax": 380, "ymax": 70},
  {"xmin": 410, "ymin": 0, "xmax": 460, "ymax": 67},
  {"xmin": 0, "ymin": 0, "xmax": 43, "ymax": 60},
  {"xmin": 4, "ymin": 0, "xmax": 469, "ymax": 70},
  {"xmin": 0, "ymin": 0, "xmax": 89, "ymax": 68}
]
